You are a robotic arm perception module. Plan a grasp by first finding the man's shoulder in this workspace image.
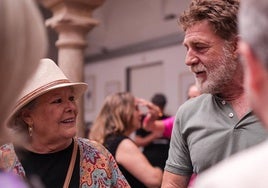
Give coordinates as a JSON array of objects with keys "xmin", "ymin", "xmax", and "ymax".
[
  {"xmin": 173, "ymin": 94, "xmax": 214, "ymax": 126},
  {"xmin": 194, "ymin": 140, "xmax": 268, "ymax": 188}
]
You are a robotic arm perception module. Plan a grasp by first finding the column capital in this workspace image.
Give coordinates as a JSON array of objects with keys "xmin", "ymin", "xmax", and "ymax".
[{"xmin": 38, "ymin": 0, "xmax": 105, "ymax": 48}]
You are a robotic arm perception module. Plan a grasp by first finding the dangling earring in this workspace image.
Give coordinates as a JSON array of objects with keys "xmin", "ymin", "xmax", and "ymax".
[{"xmin": 28, "ymin": 126, "xmax": 33, "ymax": 137}]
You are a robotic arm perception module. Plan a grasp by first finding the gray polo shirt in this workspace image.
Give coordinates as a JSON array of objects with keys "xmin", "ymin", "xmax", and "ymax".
[{"xmin": 165, "ymin": 94, "xmax": 268, "ymax": 175}]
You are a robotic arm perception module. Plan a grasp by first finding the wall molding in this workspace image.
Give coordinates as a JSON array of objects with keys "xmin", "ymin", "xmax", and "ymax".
[{"xmin": 85, "ymin": 32, "xmax": 184, "ymax": 63}]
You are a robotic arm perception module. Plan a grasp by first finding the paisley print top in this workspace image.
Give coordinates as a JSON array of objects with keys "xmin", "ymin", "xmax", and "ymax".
[{"xmin": 0, "ymin": 137, "xmax": 130, "ymax": 188}]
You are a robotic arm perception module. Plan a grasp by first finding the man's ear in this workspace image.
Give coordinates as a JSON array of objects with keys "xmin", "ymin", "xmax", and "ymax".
[
  {"xmin": 239, "ymin": 40, "xmax": 265, "ymax": 92},
  {"xmin": 234, "ymin": 36, "xmax": 240, "ymax": 55}
]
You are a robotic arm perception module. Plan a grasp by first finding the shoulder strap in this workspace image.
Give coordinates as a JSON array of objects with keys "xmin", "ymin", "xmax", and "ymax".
[{"xmin": 63, "ymin": 138, "xmax": 78, "ymax": 188}]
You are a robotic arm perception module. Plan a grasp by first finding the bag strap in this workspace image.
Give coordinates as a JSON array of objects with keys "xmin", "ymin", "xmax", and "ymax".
[{"xmin": 63, "ymin": 138, "xmax": 78, "ymax": 188}]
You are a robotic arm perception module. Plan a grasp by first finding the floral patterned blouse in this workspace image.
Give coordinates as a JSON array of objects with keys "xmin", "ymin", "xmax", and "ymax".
[{"xmin": 0, "ymin": 137, "xmax": 130, "ymax": 188}]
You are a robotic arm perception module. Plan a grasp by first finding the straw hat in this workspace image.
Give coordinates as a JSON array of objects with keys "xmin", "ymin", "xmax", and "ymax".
[{"xmin": 6, "ymin": 58, "xmax": 88, "ymax": 128}]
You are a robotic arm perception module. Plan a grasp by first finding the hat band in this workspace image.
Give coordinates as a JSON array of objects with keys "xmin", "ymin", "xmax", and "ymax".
[{"xmin": 16, "ymin": 79, "xmax": 71, "ymax": 109}]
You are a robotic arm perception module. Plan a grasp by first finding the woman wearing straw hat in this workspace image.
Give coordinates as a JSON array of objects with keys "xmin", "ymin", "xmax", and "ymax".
[{"xmin": 0, "ymin": 58, "xmax": 130, "ymax": 188}]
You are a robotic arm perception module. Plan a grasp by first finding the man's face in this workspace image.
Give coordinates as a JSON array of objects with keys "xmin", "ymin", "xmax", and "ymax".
[
  {"xmin": 183, "ymin": 20, "xmax": 238, "ymax": 94},
  {"xmin": 239, "ymin": 40, "xmax": 268, "ymax": 125}
]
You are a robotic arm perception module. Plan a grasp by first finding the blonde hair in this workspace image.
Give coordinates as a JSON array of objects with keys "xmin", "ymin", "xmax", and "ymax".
[
  {"xmin": 0, "ymin": 0, "xmax": 47, "ymax": 144},
  {"xmin": 90, "ymin": 92, "xmax": 136, "ymax": 144}
]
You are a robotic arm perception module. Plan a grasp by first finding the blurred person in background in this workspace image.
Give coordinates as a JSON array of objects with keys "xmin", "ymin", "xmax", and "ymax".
[
  {"xmin": 187, "ymin": 83, "xmax": 201, "ymax": 99},
  {"xmin": 143, "ymin": 83, "xmax": 201, "ymax": 139},
  {"xmin": 141, "ymin": 84, "xmax": 201, "ymax": 188},
  {"xmin": 90, "ymin": 92, "xmax": 163, "ymax": 188},
  {"xmin": 134, "ymin": 93, "xmax": 171, "ymax": 170},
  {"xmin": 0, "ymin": 0, "xmax": 47, "ymax": 187}
]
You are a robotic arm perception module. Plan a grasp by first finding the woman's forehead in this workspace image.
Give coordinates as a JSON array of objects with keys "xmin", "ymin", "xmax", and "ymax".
[{"xmin": 37, "ymin": 87, "xmax": 73, "ymax": 100}]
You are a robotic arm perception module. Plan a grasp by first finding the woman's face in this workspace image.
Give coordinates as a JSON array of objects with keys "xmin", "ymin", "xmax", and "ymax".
[
  {"xmin": 24, "ymin": 87, "xmax": 78, "ymax": 143},
  {"xmin": 132, "ymin": 100, "xmax": 142, "ymax": 130}
]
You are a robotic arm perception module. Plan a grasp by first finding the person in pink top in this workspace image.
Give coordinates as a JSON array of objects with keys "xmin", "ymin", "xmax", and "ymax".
[
  {"xmin": 142, "ymin": 84, "xmax": 200, "ymax": 187},
  {"xmin": 143, "ymin": 83, "xmax": 201, "ymax": 138},
  {"xmin": 162, "ymin": 116, "xmax": 175, "ymax": 138}
]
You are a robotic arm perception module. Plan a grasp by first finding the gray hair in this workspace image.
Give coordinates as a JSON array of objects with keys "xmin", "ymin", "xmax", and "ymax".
[{"xmin": 239, "ymin": 0, "xmax": 268, "ymax": 69}]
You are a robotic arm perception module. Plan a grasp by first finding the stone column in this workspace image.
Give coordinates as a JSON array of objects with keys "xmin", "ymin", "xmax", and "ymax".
[{"xmin": 38, "ymin": 0, "xmax": 105, "ymax": 137}]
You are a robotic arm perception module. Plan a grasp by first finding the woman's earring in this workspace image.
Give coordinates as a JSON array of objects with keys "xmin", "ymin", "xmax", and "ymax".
[{"xmin": 28, "ymin": 126, "xmax": 33, "ymax": 137}]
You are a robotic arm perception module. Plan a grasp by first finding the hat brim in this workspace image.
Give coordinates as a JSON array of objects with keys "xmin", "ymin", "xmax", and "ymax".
[{"xmin": 6, "ymin": 82, "xmax": 88, "ymax": 128}]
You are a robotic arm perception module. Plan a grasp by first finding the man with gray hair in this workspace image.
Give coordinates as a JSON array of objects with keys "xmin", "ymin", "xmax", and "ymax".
[
  {"xmin": 192, "ymin": 0, "xmax": 268, "ymax": 187},
  {"xmin": 161, "ymin": 0, "xmax": 268, "ymax": 187}
]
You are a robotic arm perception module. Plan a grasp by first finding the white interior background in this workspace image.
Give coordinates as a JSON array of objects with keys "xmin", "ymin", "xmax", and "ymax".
[{"xmin": 84, "ymin": 0, "xmax": 193, "ymax": 123}]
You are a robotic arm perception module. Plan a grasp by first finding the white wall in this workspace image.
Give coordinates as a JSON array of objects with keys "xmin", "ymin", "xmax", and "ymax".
[
  {"xmin": 83, "ymin": 0, "xmax": 193, "ymax": 123},
  {"xmin": 84, "ymin": 44, "xmax": 190, "ymax": 123},
  {"xmin": 86, "ymin": 0, "xmax": 189, "ymax": 55}
]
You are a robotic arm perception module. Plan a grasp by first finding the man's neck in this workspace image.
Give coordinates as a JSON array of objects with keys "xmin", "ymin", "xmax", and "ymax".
[{"xmin": 226, "ymin": 93, "xmax": 250, "ymax": 120}]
